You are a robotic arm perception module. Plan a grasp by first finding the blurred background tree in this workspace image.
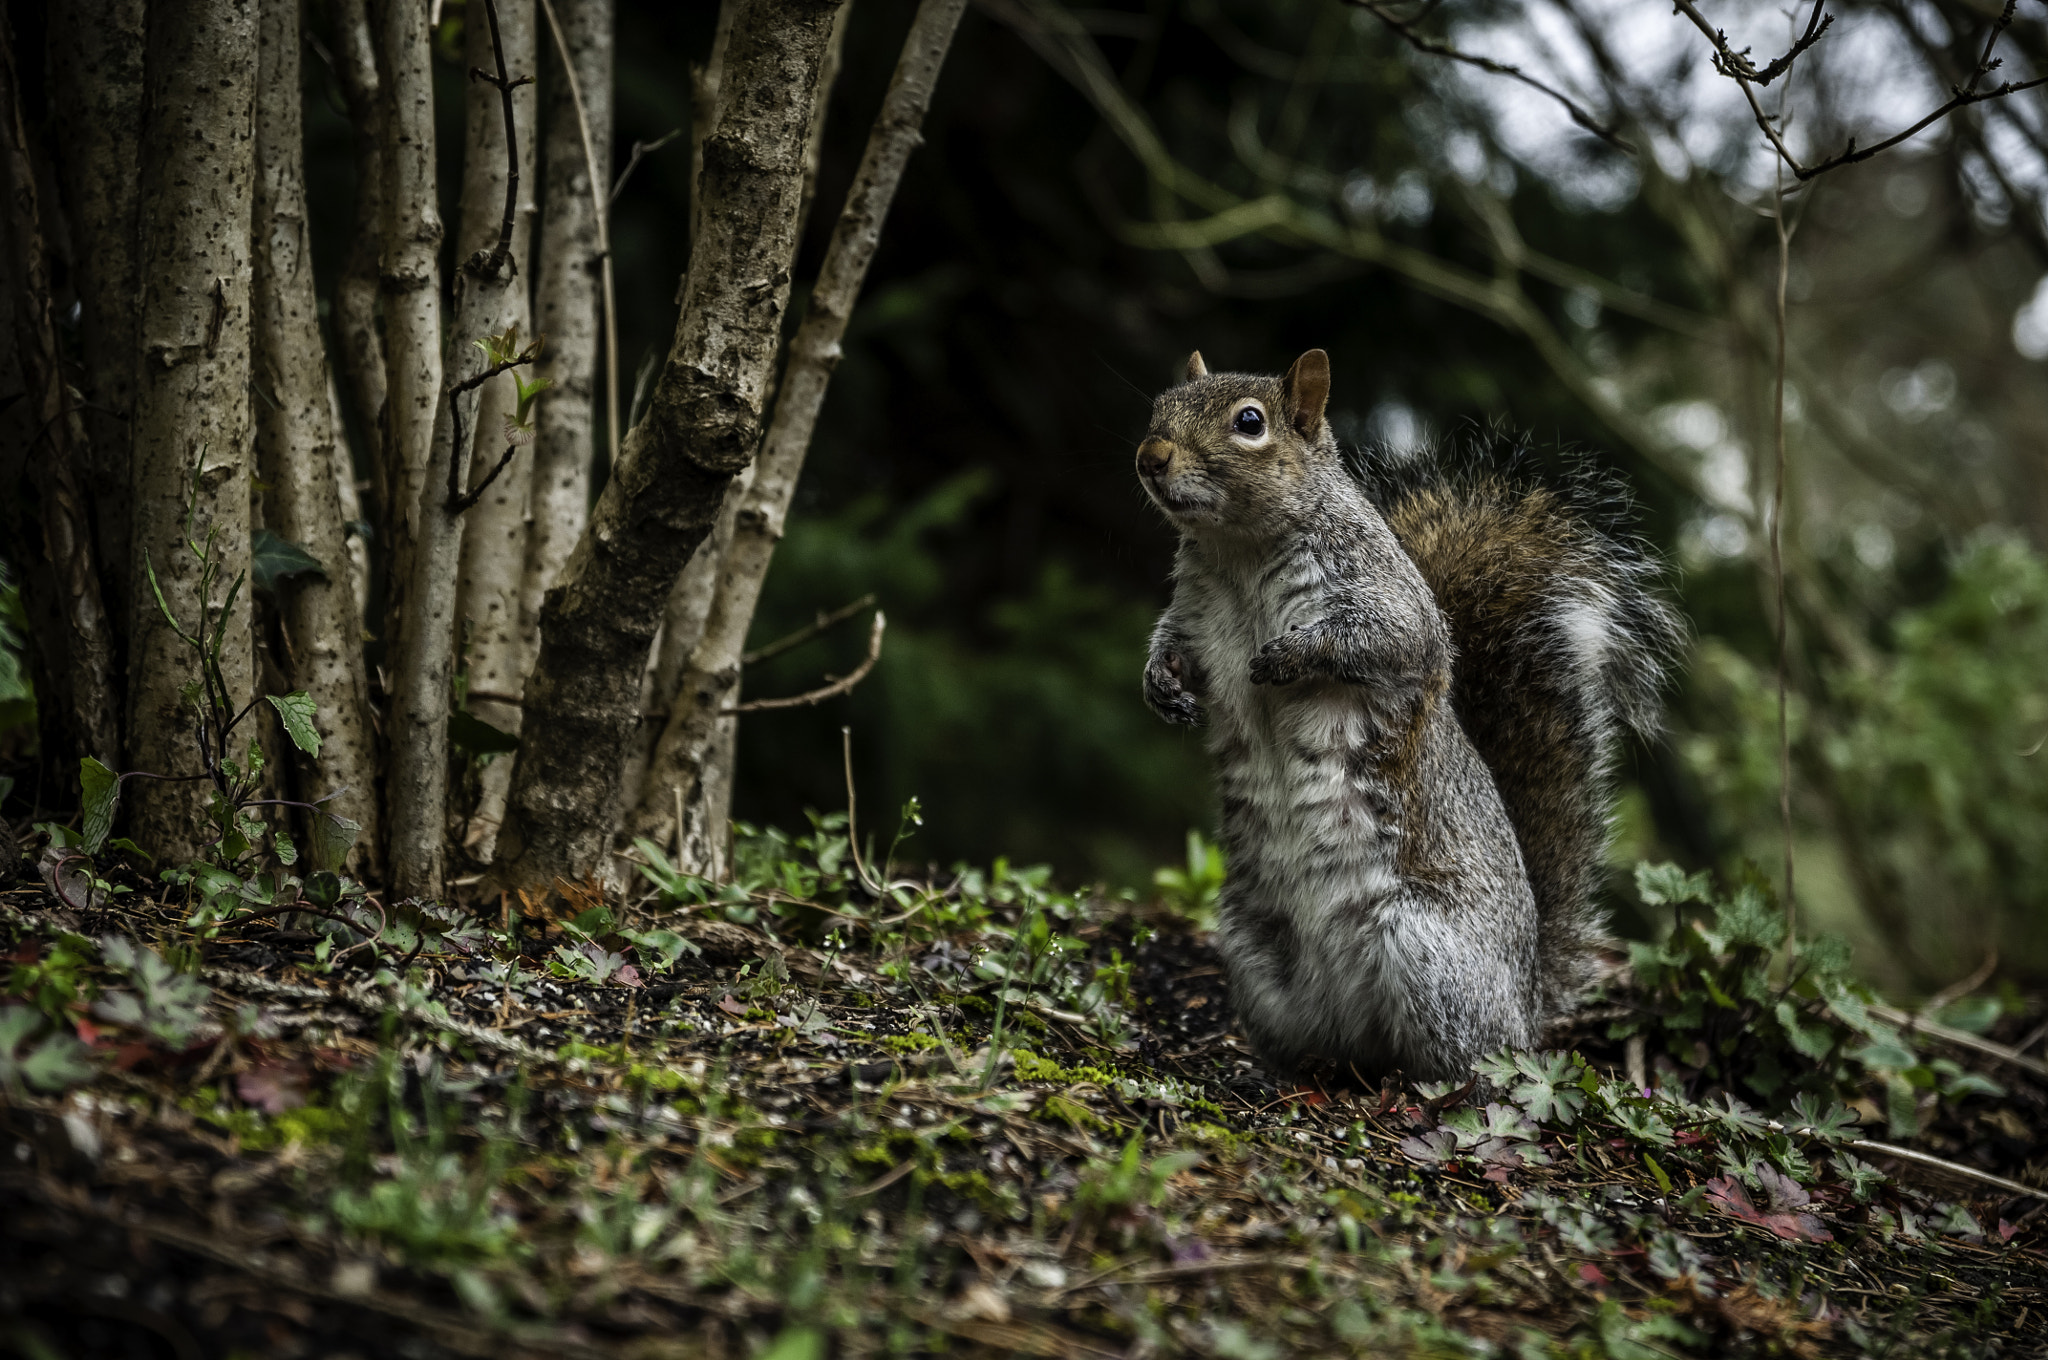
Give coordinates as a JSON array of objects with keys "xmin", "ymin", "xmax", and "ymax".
[{"xmin": 5, "ymin": 0, "xmax": 2044, "ymax": 995}]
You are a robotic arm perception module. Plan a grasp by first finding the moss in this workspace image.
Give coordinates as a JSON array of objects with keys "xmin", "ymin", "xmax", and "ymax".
[
  {"xmin": 879, "ymin": 1032, "xmax": 940, "ymax": 1053},
  {"xmin": 1039, "ymin": 1093, "xmax": 1105, "ymax": 1133},
  {"xmin": 930, "ymin": 1167, "xmax": 1027, "ymax": 1220},
  {"xmin": 1184, "ymin": 1121, "xmax": 1255, "ymax": 1156}
]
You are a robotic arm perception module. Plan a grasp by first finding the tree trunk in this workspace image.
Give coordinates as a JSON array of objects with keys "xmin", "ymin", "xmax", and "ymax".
[
  {"xmin": 253, "ymin": 0, "xmax": 382, "ymax": 869},
  {"xmin": 629, "ymin": 0, "xmax": 967, "ymax": 873},
  {"xmin": 46, "ymin": 0, "xmax": 146, "ymax": 662},
  {"xmin": 374, "ymin": 0, "xmax": 445, "ymax": 674},
  {"xmin": 386, "ymin": 0, "xmax": 531, "ymax": 901},
  {"xmin": 489, "ymin": 0, "xmax": 843, "ymax": 900},
  {"xmin": 1, "ymin": 13, "xmax": 122, "ymax": 774},
  {"xmin": 328, "ymin": 0, "xmax": 389, "ymax": 550},
  {"xmin": 521, "ymin": 0, "xmax": 613, "ymax": 690},
  {"xmin": 126, "ymin": 0, "xmax": 258, "ymax": 861},
  {"xmin": 453, "ymin": 0, "xmax": 539, "ymax": 863}
]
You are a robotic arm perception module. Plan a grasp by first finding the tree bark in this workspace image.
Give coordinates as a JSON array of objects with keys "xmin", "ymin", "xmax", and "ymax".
[
  {"xmin": 453, "ymin": 0, "xmax": 539, "ymax": 862},
  {"xmin": 374, "ymin": 0, "xmax": 445, "ymax": 670},
  {"xmin": 329, "ymin": 0, "xmax": 389, "ymax": 545},
  {"xmin": 46, "ymin": 0, "xmax": 146, "ymax": 653},
  {"xmin": 629, "ymin": 0, "xmax": 967, "ymax": 873},
  {"xmin": 253, "ymin": 0, "xmax": 382, "ymax": 870},
  {"xmin": 521, "ymin": 0, "xmax": 613, "ymax": 688},
  {"xmin": 126, "ymin": 0, "xmax": 258, "ymax": 861},
  {"xmin": 1, "ymin": 13, "xmax": 122, "ymax": 773},
  {"xmin": 489, "ymin": 0, "xmax": 843, "ymax": 899},
  {"xmin": 386, "ymin": 0, "xmax": 531, "ymax": 900}
]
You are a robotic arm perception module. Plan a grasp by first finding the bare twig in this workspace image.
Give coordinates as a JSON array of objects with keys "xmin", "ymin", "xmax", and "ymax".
[
  {"xmin": 742, "ymin": 593, "xmax": 877, "ymax": 665},
  {"xmin": 448, "ymin": 439, "xmax": 525, "ymax": 514},
  {"xmin": 469, "ymin": 0, "xmax": 532, "ymax": 277},
  {"xmin": 1671, "ymin": 0, "xmax": 2046, "ymax": 180},
  {"xmin": 610, "ymin": 126, "xmax": 684, "ymax": 207},
  {"xmin": 443, "ymin": 354, "xmax": 537, "ymax": 511},
  {"xmin": 1344, "ymin": 0, "xmax": 1633, "ymax": 151},
  {"xmin": 1918, "ymin": 951, "xmax": 2000, "ymax": 1021},
  {"xmin": 725, "ymin": 610, "xmax": 885, "ymax": 713}
]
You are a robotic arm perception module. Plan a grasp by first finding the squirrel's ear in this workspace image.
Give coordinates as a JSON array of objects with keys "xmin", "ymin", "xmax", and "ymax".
[
  {"xmin": 1183, "ymin": 350, "xmax": 1208, "ymax": 383},
  {"xmin": 1283, "ymin": 349, "xmax": 1330, "ymax": 437}
]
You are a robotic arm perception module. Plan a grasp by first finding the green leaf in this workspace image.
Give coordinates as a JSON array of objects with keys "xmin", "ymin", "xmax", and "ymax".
[
  {"xmin": 310, "ymin": 812, "xmax": 362, "ymax": 873},
  {"xmin": 267, "ymin": 691, "xmax": 322, "ymax": 757},
  {"xmin": 1634, "ymin": 862, "xmax": 1712, "ymax": 907},
  {"xmin": 106, "ymin": 837, "xmax": 154, "ymax": 863},
  {"xmin": 79, "ymin": 756, "xmax": 119, "ymax": 855},
  {"xmin": 753, "ymin": 1329, "xmax": 824, "ymax": 1360},
  {"xmin": 274, "ymin": 829, "xmax": 298, "ymax": 867},
  {"xmin": 450, "ymin": 708, "xmax": 519, "ymax": 756},
  {"xmin": 250, "ymin": 528, "xmax": 326, "ymax": 593}
]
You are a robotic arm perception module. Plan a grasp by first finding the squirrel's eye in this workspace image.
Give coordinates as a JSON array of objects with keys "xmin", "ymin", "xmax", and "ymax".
[{"xmin": 1233, "ymin": 406, "xmax": 1266, "ymax": 437}]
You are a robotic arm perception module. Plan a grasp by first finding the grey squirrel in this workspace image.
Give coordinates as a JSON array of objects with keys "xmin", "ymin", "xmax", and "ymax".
[{"xmin": 1139, "ymin": 349, "xmax": 1682, "ymax": 1082}]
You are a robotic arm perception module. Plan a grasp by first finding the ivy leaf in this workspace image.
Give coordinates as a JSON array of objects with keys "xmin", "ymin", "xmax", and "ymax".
[
  {"xmin": 1508, "ymin": 1050, "xmax": 1590, "ymax": 1124},
  {"xmin": 251, "ymin": 528, "xmax": 326, "ymax": 594},
  {"xmin": 310, "ymin": 812, "xmax": 362, "ymax": 873},
  {"xmin": 79, "ymin": 756, "xmax": 119, "ymax": 855},
  {"xmin": 1634, "ymin": 862, "xmax": 1713, "ymax": 907},
  {"xmin": 265, "ymin": 691, "xmax": 321, "ymax": 757},
  {"xmin": 1773, "ymin": 999, "xmax": 1836, "ymax": 1060}
]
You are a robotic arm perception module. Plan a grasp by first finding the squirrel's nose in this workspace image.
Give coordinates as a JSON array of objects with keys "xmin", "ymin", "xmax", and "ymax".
[{"xmin": 1136, "ymin": 437, "xmax": 1174, "ymax": 477}]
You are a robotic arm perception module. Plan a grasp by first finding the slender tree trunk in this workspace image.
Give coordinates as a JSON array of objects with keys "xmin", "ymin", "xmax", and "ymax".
[
  {"xmin": 1, "ymin": 15, "xmax": 122, "ymax": 774},
  {"xmin": 329, "ymin": 0, "xmax": 390, "ymax": 546},
  {"xmin": 454, "ymin": 0, "xmax": 539, "ymax": 861},
  {"xmin": 126, "ymin": 0, "xmax": 258, "ymax": 860},
  {"xmin": 374, "ymin": 0, "xmax": 445, "ymax": 674},
  {"xmin": 521, "ymin": 0, "xmax": 612, "ymax": 686},
  {"xmin": 253, "ymin": 0, "xmax": 382, "ymax": 869},
  {"xmin": 387, "ymin": 0, "xmax": 532, "ymax": 900},
  {"xmin": 489, "ymin": 0, "xmax": 843, "ymax": 899},
  {"xmin": 630, "ymin": 0, "xmax": 967, "ymax": 873},
  {"xmin": 46, "ymin": 0, "xmax": 146, "ymax": 664},
  {"xmin": 617, "ymin": 0, "xmax": 842, "ymax": 873}
]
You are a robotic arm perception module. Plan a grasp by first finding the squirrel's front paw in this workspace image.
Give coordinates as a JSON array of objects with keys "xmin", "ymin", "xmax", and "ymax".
[
  {"xmin": 1249, "ymin": 632, "xmax": 1313, "ymax": 686},
  {"xmin": 1144, "ymin": 650, "xmax": 1206, "ymax": 725}
]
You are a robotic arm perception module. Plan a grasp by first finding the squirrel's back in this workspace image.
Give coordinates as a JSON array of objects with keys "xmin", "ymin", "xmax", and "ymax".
[{"xmin": 1356, "ymin": 437, "xmax": 1685, "ymax": 1012}]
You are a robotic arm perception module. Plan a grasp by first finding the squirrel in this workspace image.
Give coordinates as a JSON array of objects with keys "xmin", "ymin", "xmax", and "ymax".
[{"xmin": 1138, "ymin": 349, "xmax": 1682, "ymax": 1082}]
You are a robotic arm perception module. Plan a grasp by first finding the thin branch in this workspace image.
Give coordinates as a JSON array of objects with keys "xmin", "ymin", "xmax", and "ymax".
[
  {"xmin": 1344, "ymin": 0, "xmax": 1633, "ymax": 151},
  {"xmin": 1671, "ymin": 0, "xmax": 2046, "ymax": 180},
  {"xmin": 610, "ymin": 126, "xmax": 684, "ymax": 208},
  {"xmin": 448, "ymin": 438, "xmax": 526, "ymax": 514},
  {"xmin": 725, "ymin": 611, "xmax": 885, "ymax": 713},
  {"xmin": 469, "ymin": 0, "xmax": 533, "ymax": 279},
  {"xmin": 742, "ymin": 593, "xmax": 877, "ymax": 665},
  {"xmin": 536, "ymin": 0, "xmax": 620, "ymax": 472},
  {"xmin": 1771, "ymin": 158, "xmax": 1798, "ymax": 939},
  {"xmin": 444, "ymin": 354, "xmax": 536, "ymax": 509}
]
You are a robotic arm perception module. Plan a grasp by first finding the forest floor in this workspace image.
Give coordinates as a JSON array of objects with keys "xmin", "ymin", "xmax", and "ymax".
[{"xmin": 2, "ymin": 826, "xmax": 2046, "ymax": 1359}]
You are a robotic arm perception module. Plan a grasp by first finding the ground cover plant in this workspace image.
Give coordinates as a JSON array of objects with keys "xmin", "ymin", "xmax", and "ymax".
[{"xmin": 4, "ymin": 803, "xmax": 2044, "ymax": 1358}]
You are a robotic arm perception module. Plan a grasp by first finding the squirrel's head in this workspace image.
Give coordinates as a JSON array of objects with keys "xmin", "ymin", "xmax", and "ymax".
[{"xmin": 1136, "ymin": 348, "xmax": 1337, "ymax": 539}]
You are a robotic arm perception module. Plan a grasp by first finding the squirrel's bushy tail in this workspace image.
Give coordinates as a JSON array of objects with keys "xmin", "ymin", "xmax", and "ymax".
[{"xmin": 1357, "ymin": 436, "xmax": 1684, "ymax": 1014}]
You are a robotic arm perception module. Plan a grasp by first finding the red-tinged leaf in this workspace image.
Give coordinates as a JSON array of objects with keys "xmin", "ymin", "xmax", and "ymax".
[
  {"xmin": 2000, "ymin": 1220, "xmax": 2019, "ymax": 1242},
  {"xmin": 73, "ymin": 1019, "xmax": 104, "ymax": 1045},
  {"xmin": 1290, "ymin": 1088, "xmax": 1329, "ymax": 1107},
  {"xmin": 111, "ymin": 1042, "xmax": 153, "ymax": 1071},
  {"xmin": 718, "ymin": 993, "xmax": 747, "ymax": 1017},
  {"xmin": 237, "ymin": 1059, "xmax": 308, "ymax": 1114},
  {"xmin": 1578, "ymin": 1263, "xmax": 1609, "ymax": 1286},
  {"xmin": 1483, "ymin": 1166, "xmax": 1513, "ymax": 1183},
  {"xmin": 617, "ymin": 963, "xmax": 644, "ymax": 989},
  {"xmin": 1675, "ymin": 1129, "xmax": 1708, "ymax": 1145},
  {"xmin": 1703, "ymin": 1175, "xmax": 1835, "ymax": 1243}
]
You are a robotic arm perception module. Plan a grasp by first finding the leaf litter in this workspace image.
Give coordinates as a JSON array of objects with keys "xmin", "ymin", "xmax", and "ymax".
[{"xmin": 0, "ymin": 839, "xmax": 2043, "ymax": 1358}]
